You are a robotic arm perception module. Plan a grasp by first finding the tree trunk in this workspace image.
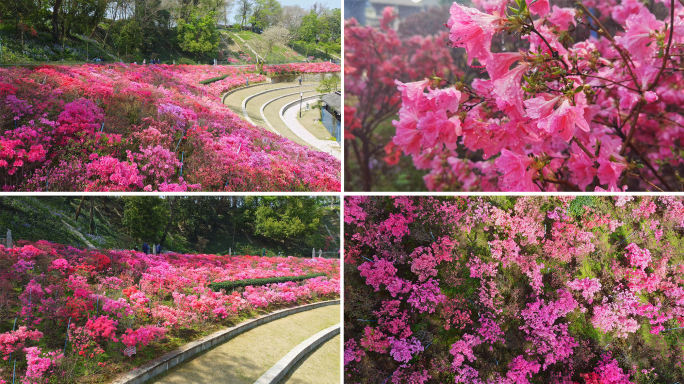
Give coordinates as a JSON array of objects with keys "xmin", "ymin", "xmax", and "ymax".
[
  {"xmin": 159, "ymin": 198, "xmax": 176, "ymax": 250},
  {"xmin": 74, "ymin": 196, "xmax": 86, "ymax": 220},
  {"xmin": 89, "ymin": 198, "xmax": 95, "ymax": 233},
  {"xmin": 52, "ymin": 0, "xmax": 63, "ymax": 42},
  {"xmin": 360, "ymin": 141, "xmax": 372, "ymax": 191}
]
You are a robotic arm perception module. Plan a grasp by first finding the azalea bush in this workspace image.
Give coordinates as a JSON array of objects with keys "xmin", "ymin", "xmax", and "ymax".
[
  {"xmin": 372, "ymin": 0, "xmax": 684, "ymax": 191},
  {"xmin": 0, "ymin": 240, "xmax": 340, "ymax": 383},
  {"xmin": 0, "ymin": 63, "xmax": 341, "ymax": 192},
  {"xmin": 344, "ymin": 196, "xmax": 684, "ymax": 383}
]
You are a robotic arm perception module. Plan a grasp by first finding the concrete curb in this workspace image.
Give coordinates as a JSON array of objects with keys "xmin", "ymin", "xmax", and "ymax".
[
  {"xmin": 261, "ymin": 92, "xmax": 320, "ymax": 136},
  {"xmin": 254, "ymin": 324, "xmax": 341, "ymax": 384},
  {"xmin": 281, "ymin": 95, "xmax": 322, "ymax": 114},
  {"xmin": 221, "ymin": 83, "xmax": 270, "ymax": 104},
  {"xmin": 110, "ymin": 300, "xmax": 340, "ymax": 384},
  {"xmin": 279, "ymin": 97, "xmax": 341, "ymax": 159},
  {"xmin": 240, "ymin": 84, "xmax": 316, "ymax": 130}
]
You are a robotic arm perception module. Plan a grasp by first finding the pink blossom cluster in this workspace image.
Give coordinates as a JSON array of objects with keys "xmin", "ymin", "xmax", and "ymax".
[
  {"xmin": 384, "ymin": 0, "xmax": 684, "ymax": 192},
  {"xmin": 345, "ymin": 196, "xmax": 684, "ymax": 383}
]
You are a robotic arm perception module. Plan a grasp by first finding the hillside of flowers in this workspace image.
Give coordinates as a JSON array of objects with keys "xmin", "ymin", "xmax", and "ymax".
[
  {"xmin": 353, "ymin": 0, "xmax": 684, "ymax": 191},
  {"xmin": 0, "ymin": 63, "xmax": 341, "ymax": 192},
  {"xmin": 0, "ymin": 241, "xmax": 340, "ymax": 383},
  {"xmin": 344, "ymin": 196, "xmax": 684, "ymax": 383}
]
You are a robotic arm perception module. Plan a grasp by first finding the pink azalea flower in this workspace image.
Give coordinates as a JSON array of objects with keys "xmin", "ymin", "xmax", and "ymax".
[
  {"xmin": 447, "ymin": 3, "xmax": 506, "ymax": 65},
  {"xmin": 485, "ymin": 52, "xmax": 524, "ymax": 80},
  {"xmin": 535, "ymin": 99, "xmax": 590, "ymax": 142},
  {"xmin": 597, "ymin": 157, "xmax": 627, "ymax": 190},
  {"xmin": 492, "ymin": 62, "xmax": 530, "ymax": 117},
  {"xmin": 529, "ymin": 0, "xmax": 550, "ymax": 17},
  {"xmin": 615, "ymin": 7, "xmax": 664, "ymax": 62},
  {"xmin": 567, "ymin": 141, "xmax": 597, "ymax": 191},
  {"xmin": 494, "ymin": 149, "xmax": 539, "ymax": 191},
  {"xmin": 547, "ymin": 6, "xmax": 577, "ymax": 31}
]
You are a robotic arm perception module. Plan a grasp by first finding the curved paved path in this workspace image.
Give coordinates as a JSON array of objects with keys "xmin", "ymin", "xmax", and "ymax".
[
  {"xmin": 151, "ymin": 304, "xmax": 340, "ymax": 384},
  {"xmin": 281, "ymin": 334, "xmax": 340, "ymax": 384},
  {"xmin": 281, "ymin": 99, "xmax": 341, "ymax": 159},
  {"xmin": 245, "ymin": 86, "xmax": 317, "ymax": 136},
  {"xmin": 223, "ymin": 82, "xmax": 318, "ymax": 117}
]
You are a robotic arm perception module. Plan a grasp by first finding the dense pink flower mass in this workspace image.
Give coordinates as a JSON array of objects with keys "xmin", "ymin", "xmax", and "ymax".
[
  {"xmin": 345, "ymin": 196, "xmax": 684, "ymax": 383},
  {"xmin": 0, "ymin": 241, "xmax": 339, "ymax": 382},
  {"xmin": 386, "ymin": 0, "xmax": 684, "ymax": 192},
  {"xmin": 0, "ymin": 63, "xmax": 340, "ymax": 191}
]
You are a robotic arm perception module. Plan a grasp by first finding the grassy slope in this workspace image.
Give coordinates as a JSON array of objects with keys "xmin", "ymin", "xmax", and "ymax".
[
  {"xmin": 0, "ymin": 196, "xmax": 130, "ymax": 250},
  {"xmin": 230, "ymin": 31, "xmax": 305, "ymax": 63}
]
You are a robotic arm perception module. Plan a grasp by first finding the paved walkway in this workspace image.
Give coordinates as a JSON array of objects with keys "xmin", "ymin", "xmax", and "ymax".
[
  {"xmin": 282, "ymin": 99, "xmax": 341, "ymax": 159},
  {"xmin": 151, "ymin": 304, "xmax": 340, "ymax": 384},
  {"xmin": 281, "ymin": 334, "xmax": 340, "ymax": 384},
  {"xmin": 223, "ymin": 82, "xmax": 341, "ymax": 158}
]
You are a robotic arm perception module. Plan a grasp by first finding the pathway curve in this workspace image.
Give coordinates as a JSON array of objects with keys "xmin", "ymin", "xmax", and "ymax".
[
  {"xmin": 281, "ymin": 334, "xmax": 340, "ymax": 384},
  {"xmin": 281, "ymin": 99, "xmax": 341, "ymax": 159},
  {"xmin": 151, "ymin": 304, "xmax": 340, "ymax": 384},
  {"xmin": 244, "ymin": 86, "xmax": 317, "ymax": 133}
]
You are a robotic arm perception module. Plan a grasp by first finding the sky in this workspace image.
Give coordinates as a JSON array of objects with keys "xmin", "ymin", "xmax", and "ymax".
[{"xmin": 227, "ymin": 0, "xmax": 340, "ymax": 22}]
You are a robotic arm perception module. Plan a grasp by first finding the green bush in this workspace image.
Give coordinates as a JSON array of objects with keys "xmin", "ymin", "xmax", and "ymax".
[
  {"xmin": 569, "ymin": 196, "xmax": 595, "ymax": 216},
  {"xmin": 208, "ymin": 273, "xmax": 327, "ymax": 291},
  {"xmin": 177, "ymin": 57, "xmax": 197, "ymax": 65},
  {"xmin": 199, "ymin": 74, "xmax": 229, "ymax": 84}
]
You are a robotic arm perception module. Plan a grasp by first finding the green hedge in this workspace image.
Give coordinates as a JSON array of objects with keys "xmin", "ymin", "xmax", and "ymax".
[
  {"xmin": 208, "ymin": 273, "xmax": 327, "ymax": 291},
  {"xmin": 199, "ymin": 74, "xmax": 230, "ymax": 85}
]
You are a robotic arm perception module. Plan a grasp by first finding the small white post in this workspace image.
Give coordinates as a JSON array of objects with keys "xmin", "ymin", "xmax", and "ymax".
[
  {"xmin": 6, "ymin": 229, "xmax": 11, "ymax": 249},
  {"xmin": 229, "ymin": 247, "xmax": 231, "ymax": 256},
  {"xmin": 318, "ymin": 249, "xmax": 322, "ymax": 258},
  {"xmin": 312, "ymin": 248, "xmax": 315, "ymax": 259}
]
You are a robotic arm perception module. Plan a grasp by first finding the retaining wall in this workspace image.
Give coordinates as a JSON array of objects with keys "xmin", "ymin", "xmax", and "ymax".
[{"xmin": 268, "ymin": 72, "xmax": 339, "ymax": 84}]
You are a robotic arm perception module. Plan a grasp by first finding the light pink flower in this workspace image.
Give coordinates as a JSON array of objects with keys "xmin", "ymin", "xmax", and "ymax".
[
  {"xmin": 547, "ymin": 6, "xmax": 577, "ymax": 31},
  {"xmin": 447, "ymin": 3, "xmax": 506, "ymax": 65},
  {"xmin": 615, "ymin": 7, "xmax": 664, "ymax": 62}
]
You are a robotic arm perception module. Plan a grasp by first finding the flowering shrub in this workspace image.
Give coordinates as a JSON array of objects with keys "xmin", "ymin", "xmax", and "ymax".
[
  {"xmin": 0, "ymin": 241, "xmax": 339, "ymax": 382},
  {"xmin": 370, "ymin": 0, "xmax": 684, "ymax": 191},
  {"xmin": 0, "ymin": 63, "xmax": 340, "ymax": 191},
  {"xmin": 345, "ymin": 196, "xmax": 684, "ymax": 383}
]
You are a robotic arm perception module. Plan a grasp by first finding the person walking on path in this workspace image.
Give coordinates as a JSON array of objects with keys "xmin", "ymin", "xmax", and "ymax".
[
  {"xmin": 262, "ymin": 248, "xmax": 266, "ymax": 256},
  {"xmin": 142, "ymin": 242, "xmax": 150, "ymax": 254},
  {"xmin": 299, "ymin": 77, "xmax": 302, "ymax": 86},
  {"xmin": 156, "ymin": 244, "xmax": 162, "ymax": 254}
]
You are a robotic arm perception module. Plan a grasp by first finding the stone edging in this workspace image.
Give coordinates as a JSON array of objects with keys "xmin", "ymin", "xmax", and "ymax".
[
  {"xmin": 253, "ymin": 323, "xmax": 340, "ymax": 384},
  {"xmin": 221, "ymin": 83, "xmax": 269, "ymax": 104},
  {"xmin": 280, "ymin": 95, "xmax": 322, "ymax": 115},
  {"xmin": 260, "ymin": 91, "xmax": 320, "ymax": 136},
  {"xmin": 110, "ymin": 300, "xmax": 340, "ymax": 384},
  {"xmin": 240, "ymin": 84, "xmax": 316, "ymax": 129}
]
